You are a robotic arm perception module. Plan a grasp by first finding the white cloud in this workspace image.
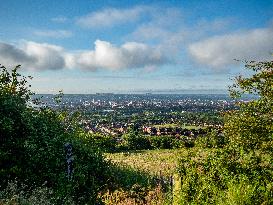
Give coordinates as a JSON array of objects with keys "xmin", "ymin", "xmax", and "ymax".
[
  {"xmin": 130, "ymin": 7, "xmax": 184, "ymax": 41},
  {"xmin": 76, "ymin": 6, "xmax": 147, "ymax": 28},
  {"xmin": 128, "ymin": 7, "xmax": 197, "ymax": 57},
  {"xmin": 66, "ymin": 40, "xmax": 168, "ymax": 71},
  {"xmin": 194, "ymin": 18, "xmax": 233, "ymax": 33},
  {"xmin": 0, "ymin": 41, "xmax": 65, "ymax": 71},
  {"xmin": 188, "ymin": 27, "xmax": 273, "ymax": 68},
  {"xmin": 0, "ymin": 42, "xmax": 36, "ymax": 67},
  {"xmin": 24, "ymin": 41, "xmax": 65, "ymax": 70},
  {"xmin": 0, "ymin": 40, "xmax": 169, "ymax": 71},
  {"xmin": 33, "ymin": 29, "xmax": 73, "ymax": 38}
]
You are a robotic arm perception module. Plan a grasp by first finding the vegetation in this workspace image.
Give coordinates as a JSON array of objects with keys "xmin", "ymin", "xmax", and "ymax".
[
  {"xmin": 84, "ymin": 130, "xmax": 196, "ymax": 153},
  {"xmin": 105, "ymin": 149, "xmax": 181, "ymax": 177},
  {"xmin": 104, "ymin": 59, "xmax": 273, "ymax": 204},
  {"xmin": 0, "ymin": 58, "xmax": 272, "ymax": 204},
  {"xmin": 0, "ymin": 65, "xmax": 112, "ymax": 204},
  {"xmin": 177, "ymin": 60, "xmax": 273, "ymax": 204}
]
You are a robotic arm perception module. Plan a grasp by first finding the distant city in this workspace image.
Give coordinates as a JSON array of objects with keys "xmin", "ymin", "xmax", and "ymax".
[{"xmin": 33, "ymin": 93, "xmax": 255, "ymax": 138}]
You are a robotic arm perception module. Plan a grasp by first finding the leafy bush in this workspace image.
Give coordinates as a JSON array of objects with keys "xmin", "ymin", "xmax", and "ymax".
[
  {"xmin": 178, "ymin": 148, "xmax": 273, "ymax": 204},
  {"xmin": 0, "ymin": 65, "xmax": 112, "ymax": 204},
  {"xmin": 177, "ymin": 60, "xmax": 273, "ymax": 204},
  {"xmin": 149, "ymin": 136, "xmax": 174, "ymax": 149},
  {"xmin": 85, "ymin": 133, "xmax": 118, "ymax": 152},
  {"xmin": 122, "ymin": 131, "xmax": 151, "ymax": 150},
  {"xmin": 195, "ymin": 129, "xmax": 227, "ymax": 148}
]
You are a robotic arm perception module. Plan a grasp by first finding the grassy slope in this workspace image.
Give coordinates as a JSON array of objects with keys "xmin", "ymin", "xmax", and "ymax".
[{"xmin": 105, "ymin": 149, "xmax": 188, "ymax": 177}]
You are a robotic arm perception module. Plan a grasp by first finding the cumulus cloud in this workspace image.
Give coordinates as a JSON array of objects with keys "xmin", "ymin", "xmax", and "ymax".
[
  {"xmin": 0, "ymin": 41, "xmax": 65, "ymax": 71},
  {"xmin": 76, "ymin": 6, "xmax": 147, "ymax": 28},
  {"xmin": 0, "ymin": 40, "xmax": 169, "ymax": 71},
  {"xmin": 33, "ymin": 29, "xmax": 73, "ymax": 38},
  {"xmin": 66, "ymin": 40, "xmax": 168, "ymax": 71},
  {"xmin": 188, "ymin": 27, "xmax": 273, "ymax": 68},
  {"xmin": 0, "ymin": 42, "xmax": 36, "ymax": 67},
  {"xmin": 24, "ymin": 41, "xmax": 66, "ymax": 70}
]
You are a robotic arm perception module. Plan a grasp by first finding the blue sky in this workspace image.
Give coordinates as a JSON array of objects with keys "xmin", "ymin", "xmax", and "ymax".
[{"xmin": 0, "ymin": 0, "xmax": 272, "ymax": 93}]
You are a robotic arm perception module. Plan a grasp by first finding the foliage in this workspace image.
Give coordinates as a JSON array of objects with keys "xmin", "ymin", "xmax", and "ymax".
[
  {"xmin": 195, "ymin": 129, "xmax": 226, "ymax": 148},
  {"xmin": 99, "ymin": 184, "xmax": 166, "ymax": 205},
  {"xmin": 177, "ymin": 60, "xmax": 273, "ymax": 204},
  {"xmin": 225, "ymin": 60, "xmax": 273, "ymax": 151},
  {"xmin": 148, "ymin": 136, "xmax": 170, "ymax": 149},
  {"xmin": 0, "ymin": 65, "xmax": 112, "ymax": 204},
  {"xmin": 122, "ymin": 130, "xmax": 151, "ymax": 150},
  {"xmin": 85, "ymin": 133, "xmax": 118, "ymax": 152},
  {"xmin": 0, "ymin": 181, "xmax": 58, "ymax": 205},
  {"xmin": 178, "ymin": 148, "xmax": 273, "ymax": 204}
]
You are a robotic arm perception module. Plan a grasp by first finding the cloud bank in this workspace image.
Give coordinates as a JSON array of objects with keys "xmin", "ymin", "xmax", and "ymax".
[
  {"xmin": 0, "ymin": 40, "xmax": 168, "ymax": 71},
  {"xmin": 0, "ymin": 41, "xmax": 65, "ymax": 71},
  {"xmin": 189, "ymin": 27, "xmax": 273, "ymax": 68},
  {"xmin": 67, "ymin": 40, "xmax": 167, "ymax": 71}
]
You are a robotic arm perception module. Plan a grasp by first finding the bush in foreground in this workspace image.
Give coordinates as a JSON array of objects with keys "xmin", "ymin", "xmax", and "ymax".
[
  {"xmin": 177, "ymin": 60, "xmax": 273, "ymax": 204},
  {"xmin": 0, "ymin": 65, "xmax": 112, "ymax": 204}
]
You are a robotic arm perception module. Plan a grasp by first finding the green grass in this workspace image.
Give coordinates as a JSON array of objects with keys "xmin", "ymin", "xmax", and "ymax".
[
  {"xmin": 103, "ymin": 149, "xmax": 186, "ymax": 205},
  {"xmin": 105, "ymin": 148, "xmax": 191, "ymax": 177},
  {"xmin": 106, "ymin": 146, "xmax": 273, "ymax": 204},
  {"xmin": 104, "ymin": 148, "xmax": 212, "ymax": 204}
]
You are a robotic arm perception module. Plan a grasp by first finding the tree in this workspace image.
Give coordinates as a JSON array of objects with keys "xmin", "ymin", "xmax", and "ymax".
[
  {"xmin": 177, "ymin": 59, "xmax": 273, "ymax": 204},
  {"xmin": 225, "ymin": 60, "xmax": 273, "ymax": 150},
  {"xmin": 0, "ymin": 65, "xmax": 112, "ymax": 204}
]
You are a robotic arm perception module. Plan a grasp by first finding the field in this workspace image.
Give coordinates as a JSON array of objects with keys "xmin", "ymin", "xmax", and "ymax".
[
  {"xmin": 105, "ymin": 148, "xmax": 211, "ymax": 177},
  {"xmin": 105, "ymin": 149, "xmax": 181, "ymax": 177},
  {"xmin": 103, "ymin": 148, "xmax": 213, "ymax": 205},
  {"xmin": 103, "ymin": 149, "xmax": 182, "ymax": 205}
]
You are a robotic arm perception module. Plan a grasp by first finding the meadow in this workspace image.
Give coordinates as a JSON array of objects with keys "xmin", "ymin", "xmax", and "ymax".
[{"xmin": 106, "ymin": 149, "xmax": 190, "ymax": 177}]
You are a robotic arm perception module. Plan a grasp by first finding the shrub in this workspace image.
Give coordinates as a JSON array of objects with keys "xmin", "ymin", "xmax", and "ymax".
[
  {"xmin": 195, "ymin": 129, "xmax": 227, "ymax": 148},
  {"xmin": 85, "ymin": 133, "xmax": 118, "ymax": 152},
  {"xmin": 122, "ymin": 131, "xmax": 151, "ymax": 150},
  {"xmin": 0, "ymin": 65, "xmax": 112, "ymax": 204},
  {"xmin": 176, "ymin": 59, "xmax": 273, "ymax": 204},
  {"xmin": 149, "ymin": 136, "xmax": 173, "ymax": 149}
]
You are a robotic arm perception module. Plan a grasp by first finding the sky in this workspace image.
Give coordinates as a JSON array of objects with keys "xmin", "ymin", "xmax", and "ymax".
[{"xmin": 0, "ymin": 0, "xmax": 273, "ymax": 94}]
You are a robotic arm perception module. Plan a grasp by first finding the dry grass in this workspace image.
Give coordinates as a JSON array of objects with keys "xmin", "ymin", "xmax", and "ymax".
[{"xmin": 100, "ymin": 185, "xmax": 166, "ymax": 205}]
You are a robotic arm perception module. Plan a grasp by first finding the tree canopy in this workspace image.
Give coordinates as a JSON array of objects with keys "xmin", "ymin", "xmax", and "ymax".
[
  {"xmin": 0, "ymin": 65, "xmax": 112, "ymax": 204},
  {"xmin": 225, "ymin": 60, "xmax": 273, "ymax": 150}
]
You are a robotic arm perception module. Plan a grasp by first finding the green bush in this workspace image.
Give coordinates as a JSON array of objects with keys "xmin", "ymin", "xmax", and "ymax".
[
  {"xmin": 85, "ymin": 133, "xmax": 118, "ymax": 152},
  {"xmin": 149, "ymin": 136, "xmax": 173, "ymax": 149},
  {"xmin": 178, "ymin": 148, "xmax": 273, "ymax": 204},
  {"xmin": 195, "ymin": 129, "xmax": 227, "ymax": 148},
  {"xmin": 122, "ymin": 131, "xmax": 151, "ymax": 150},
  {"xmin": 0, "ymin": 65, "xmax": 112, "ymax": 204},
  {"xmin": 176, "ymin": 60, "xmax": 273, "ymax": 204}
]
